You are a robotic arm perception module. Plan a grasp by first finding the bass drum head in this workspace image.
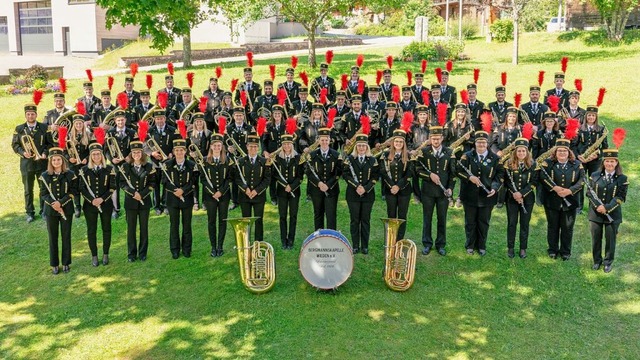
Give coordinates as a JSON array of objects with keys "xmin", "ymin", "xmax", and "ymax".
[{"xmin": 299, "ymin": 229, "xmax": 353, "ymax": 290}]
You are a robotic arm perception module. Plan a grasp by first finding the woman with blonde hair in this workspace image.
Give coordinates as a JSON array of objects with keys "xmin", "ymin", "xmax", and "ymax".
[
  {"xmin": 67, "ymin": 114, "xmax": 91, "ymax": 217},
  {"xmin": 379, "ymin": 129, "xmax": 412, "ymax": 239}
]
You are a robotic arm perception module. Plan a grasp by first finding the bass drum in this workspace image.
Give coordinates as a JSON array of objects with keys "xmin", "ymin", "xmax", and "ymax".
[{"xmin": 299, "ymin": 229, "xmax": 353, "ymax": 290}]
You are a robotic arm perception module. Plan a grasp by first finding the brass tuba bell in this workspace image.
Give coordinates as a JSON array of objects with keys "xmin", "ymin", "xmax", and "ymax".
[
  {"xmin": 381, "ymin": 218, "xmax": 417, "ymax": 292},
  {"xmin": 227, "ymin": 217, "xmax": 276, "ymax": 294}
]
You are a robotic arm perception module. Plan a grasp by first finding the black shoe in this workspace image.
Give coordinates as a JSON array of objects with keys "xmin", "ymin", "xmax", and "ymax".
[
  {"xmin": 381, "ymin": 195, "xmax": 386, "ymax": 201},
  {"xmin": 561, "ymin": 255, "xmax": 571, "ymax": 261},
  {"xmin": 139, "ymin": 256, "xmax": 146, "ymax": 261},
  {"xmin": 103, "ymin": 254, "xmax": 109, "ymax": 265},
  {"xmin": 92, "ymin": 256, "xmax": 99, "ymax": 267},
  {"xmin": 52, "ymin": 266, "xmax": 59, "ymax": 275},
  {"xmin": 128, "ymin": 257, "xmax": 136, "ymax": 263},
  {"xmin": 217, "ymin": 249, "xmax": 224, "ymax": 257},
  {"xmin": 466, "ymin": 249, "xmax": 474, "ymax": 255},
  {"xmin": 604, "ymin": 264, "xmax": 612, "ymax": 273},
  {"xmin": 111, "ymin": 211, "xmax": 119, "ymax": 219},
  {"xmin": 62, "ymin": 265, "xmax": 70, "ymax": 273},
  {"xmin": 172, "ymin": 252, "xmax": 179, "ymax": 259},
  {"xmin": 496, "ymin": 202, "xmax": 504, "ymax": 208},
  {"xmin": 519, "ymin": 250, "xmax": 527, "ymax": 259},
  {"xmin": 353, "ymin": 247, "xmax": 360, "ymax": 254},
  {"xmin": 211, "ymin": 249, "xmax": 218, "ymax": 257},
  {"xmin": 229, "ymin": 203, "xmax": 238, "ymax": 210},
  {"xmin": 362, "ymin": 248, "xmax": 369, "ymax": 255},
  {"xmin": 75, "ymin": 209, "xmax": 81, "ymax": 218},
  {"xmin": 549, "ymin": 253, "xmax": 557, "ymax": 259},
  {"xmin": 271, "ymin": 200, "xmax": 277, "ymax": 206},
  {"xmin": 479, "ymin": 249, "xmax": 487, "ymax": 256},
  {"xmin": 592, "ymin": 263, "xmax": 601, "ymax": 270},
  {"xmin": 422, "ymin": 246, "xmax": 431, "ymax": 255},
  {"xmin": 183, "ymin": 252, "xmax": 191, "ymax": 258},
  {"xmin": 438, "ymin": 248, "xmax": 446, "ymax": 256},
  {"xmin": 41, "ymin": 214, "xmax": 47, "ymax": 221},
  {"xmin": 155, "ymin": 209, "xmax": 162, "ymax": 215},
  {"xmin": 507, "ymin": 248, "xmax": 515, "ymax": 258},
  {"xmin": 26, "ymin": 215, "xmax": 35, "ymax": 223},
  {"xmin": 163, "ymin": 209, "xmax": 169, "ymax": 215}
]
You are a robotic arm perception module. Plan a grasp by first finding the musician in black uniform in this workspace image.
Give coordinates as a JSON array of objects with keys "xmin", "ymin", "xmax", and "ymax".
[
  {"xmin": 466, "ymin": 84, "xmax": 485, "ymax": 129},
  {"xmin": 305, "ymin": 128, "xmax": 341, "ymax": 230},
  {"xmin": 235, "ymin": 67, "xmax": 262, "ymax": 122},
  {"xmin": 457, "ymin": 131, "xmax": 504, "ymax": 255},
  {"xmin": 503, "ymin": 138, "xmax": 538, "ymax": 258},
  {"xmin": 78, "ymin": 81, "xmax": 101, "ymax": 123},
  {"xmin": 445, "ymin": 103, "xmax": 474, "ymax": 208},
  {"xmin": 43, "ymin": 93, "xmax": 71, "ymax": 128},
  {"xmin": 343, "ymin": 95, "xmax": 364, "ymax": 145},
  {"xmin": 346, "ymin": 65, "xmax": 368, "ymax": 101},
  {"xmin": 67, "ymin": 114, "xmax": 91, "ymax": 217},
  {"xmin": 310, "ymin": 63, "xmax": 336, "ymax": 104},
  {"xmin": 398, "ymin": 86, "xmax": 417, "ymax": 115},
  {"xmin": 121, "ymin": 141, "xmax": 156, "ymax": 261},
  {"xmin": 520, "ymin": 85, "xmax": 549, "ymax": 129},
  {"xmin": 440, "ymin": 70, "xmax": 457, "ymax": 108},
  {"xmin": 380, "ymin": 129, "xmax": 413, "ymax": 240},
  {"xmin": 163, "ymin": 138, "xmax": 195, "ymax": 259},
  {"xmin": 273, "ymin": 134, "xmax": 303, "ymax": 249},
  {"xmin": 133, "ymin": 89, "xmax": 154, "ymax": 128},
  {"xmin": 119, "ymin": 76, "xmax": 141, "ymax": 128},
  {"xmin": 12, "ymin": 103, "xmax": 50, "ymax": 222},
  {"xmin": 560, "ymin": 90, "xmax": 586, "ymax": 125},
  {"xmin": 379, "ymin": 69, "xmax": 397, "ymax": 103},
  {"xmin": 39, "ymin": 147, "xmax": 77, "ymax": 274},
  {"xmin": 106, "ymin": 110, "xmax": 135, "ymax": 219},
  {"xmin": 587, "ymin": 148, "xmax": 628, "ymax": 273},
  {"xmin": 328, "ymin": 90, "xmax": 350, "ymax": 117},
  {"xmin": 576, "ymin": 105, "xmax": 608, "ymax": 213},
  {"xmin": 343, "ymin": 134, "xmax": 379, "ymax": 254},
  {"xmin": 158, "ymin": 74, "xmax": 182, "ymax": 119},
  {"xmin": 225, "ymin": 106, "xmax": 255, "ymax": 210},
  {"xmin": 203, "ymin": 77, "xmax": 225, "ymax": 131},
  {"xmin": 213, "ymin": 92, "xmax": 234, "ymax": 133},
  {"xmin": 292, "ymin": 86, "xmax": 312, "ymax": 119},
  {"xmin": 252, "ymin": 80, "xmax": 278, "ymax": 120},
  {"xmin": 488, "ymin": 85, "xmax": 513, "ymax": 125},
  {"xmin": 532, "ymin": 112, "xmax": 562, "ymax": 159},
  {"xmin": 363, "ymin": 85, "xmax": 386, "ymax": 118},
  {"xmin": 427, "ymin": 84, "xmax": 450, "ymax": 124},
  {"xmin": 408, "ymin": 105, "xmax": 430, "ymax": 202},
  {"xmin": 544, "ymin": 72, "xmax": 570, "ymax": 110},
  {"xmin": 378, "ymin": 102, "xmax": 400, "ymax": 145},
  {"xmin": 79, "ymin": 142, "xmax": 116, "ymax": 266},
  {"xmin": 188, "ymin": 113, "xmax": 212, "ymax": 210},
  {"xmin": 91, "ymin": 90, "xmax": 117, "ymax": 128},
  {"xmin": 262, "ymin": 104, "xmax": 287, "ymax": 205},
  {"xmin": 169, "ymin": 88, "xmax": 196, "ymax": 127},
  {"xmin": 280, "ymin": 67, "xmax": 302, "ymax": 114},
  {"xmin": 491, "ymin": 107, "xmax": 521, "ymax": 207},
  {"xmin": 411, "ymin": 72, "xmax": 427, "ymax": 104},
  {"xmin": 200, "ymin": 133, "xmax": 232, "ymax": 257},
  {"xmin": 234, "ymin": 135, "xmax": 271, "ymax": 242},
  {"xmin": 415, "ymin": 126, "xmax": 456, "ymax": 255},
  {"xmin": 146, "ymin": 108, "xmax": 176, "ymax": 215},
  {"xmin": 538, "ymin": 138, "xmax": 585, "ymax": 260}
]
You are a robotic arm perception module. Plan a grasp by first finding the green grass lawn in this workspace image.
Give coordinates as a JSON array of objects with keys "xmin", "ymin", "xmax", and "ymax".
[{"xmin": 1, "ymin": 32, "xmax": 639, "ymax": 359}]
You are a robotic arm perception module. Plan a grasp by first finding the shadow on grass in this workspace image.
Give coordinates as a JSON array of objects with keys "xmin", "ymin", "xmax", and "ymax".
[{"xmin": 558, "ymin": 29, "xmax": 640, "ymax": 47}]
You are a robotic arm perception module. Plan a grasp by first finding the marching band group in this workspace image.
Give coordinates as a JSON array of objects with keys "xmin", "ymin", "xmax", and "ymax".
[{"xmin": 12, "ymin": 52, "xmax": 628, "ymax": 276}]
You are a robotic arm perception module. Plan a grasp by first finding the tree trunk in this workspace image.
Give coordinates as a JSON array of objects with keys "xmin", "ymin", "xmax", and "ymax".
[
  {"xmin": 307, "ymin": 26, "xmax": 317, "ymax": 68},
  {"xmin": 513, "ymin": 12, "xmax": 519, "ymax": 65},
  {"xmin": 183, "ymin": 30, "xmax": 192, "ymax": 68}
]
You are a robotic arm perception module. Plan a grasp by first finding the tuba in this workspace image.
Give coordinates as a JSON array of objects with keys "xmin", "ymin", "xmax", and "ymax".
[
  {"xmin": 51, "ymin": 108, "xmax": 76, "ymax": 142},
  {"xmin": 227, "ymin": 217, "xmax": 276, "ymax": 294},
  {"xmin": 180, "ymin": 100, "xmax": 199, "ymax": 124},
  {"xmin": 381, "ymin": 218, "xmax": 417, "ymax": 292},
  {"xmin": 140, "ymin": 105, "xmax": 159, "ymax": 126}
]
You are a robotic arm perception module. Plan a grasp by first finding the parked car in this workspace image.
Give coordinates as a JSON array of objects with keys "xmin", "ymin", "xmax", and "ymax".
[{"xmin": 546, "ymin": 17, "xmax": 566, "ymax": 32}]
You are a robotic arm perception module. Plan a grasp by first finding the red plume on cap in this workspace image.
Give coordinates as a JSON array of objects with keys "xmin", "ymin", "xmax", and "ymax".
[
  {"xmin": 357, "ymin": 79, "xmax": 365, "ymax": 95},
  {"xmin": 386, "ymin": 55, "xmax": 393, "ymax": 69},
  {"xmin": 538, "ymin": 71, "xmax": 545, "ymax": 87},
  {"xmin": 146, "ymin": 74, "xmax": 153, "ymax": 90},
  {"xmin": 597, "ymin": 87, "xmax": 606, "ymax": 107},
  {"xmin": 360, "ymin": 115, "xmax": 371, "ymax": 135},
  {"xmin": 480, "ymin": 111, "xmax": 493, "ymax": 133},
  {"xmin": 392, "ymin": 85, "xmax": 400, "ymax": 102},
  {"xmin": 299, "ymin": 71, "xmax": 309, "ymax": 87},
  {"xmin": 117, "ymin": 92, "xmax": 128, "ymax": 110},
  {"xmin": 356, "ymin": 54, "xmax": 364, "ymax": 68},
  {"xmin": 75, "ymin": 100, "xmax": 87, "ymax": 116},
  {"xmin": 561, "ymin": 56, "xmax": 569, "ymax": 73},
  {"xmin": 286, "ymin": 117, "xmax": 297, "ymax": 134},
  {"xmin": 501, "ymin": 72, "xmax": 507, "ymax": 86},
  {"xmin": 85, "ymin": 69, "xmax": 94, "ymax": 83},
  {"xmin": 58, "ymin": 126, "xmax": 68, "ymax": 149},
  {"xmin": 327, "ymin": 108, "xmax": 337, "ymax": 129},
  {"xmin": 421, "ymin": 59, "xmax": 427, "ymax": 74},
  {"xmin": 574, "ymin": 79, "xmax": 583, "ymax": 92},
  {"xmin": 177, "ymin": 119, "xmax": 187, "ymax": 139},
  {"xmin": 446, "ymin": 60, "xmax": 453, "ymax": 73},
  {"xmin": 186, "ymin": 72, "xmax": 194, "ymax": 88},
  {"xmin": 215, "ymin": 66, "xmax": 222, "ymax": 79},
  {"xmin": 473, "ymin": 68, "xmax": 480, "ymax": 84},
  {"xmin": 514, "ymin": 93, "xmax": 522, "ymax": 108},
  {"xmin": 240, "ymin": 91, "xmax": 247, "ymax": 107},
  {"xmin": 460, "ymin": 89, "xmax": 469, "ymax": 105},
  {"xmin": 130, "ymin": 62, "xmax": 139, "ymax": 78},
  {"xmin": 401, "ymin": 112, "xmax": 414, "ymax": 132},
  {"xmin": 421, "ymin": 90, "xmax": 430, "ymax": 105},
  {"xmin": 435, "ymin": 68, "xmax": 442, "ymax": 83},
  {"xmin": 107, "ymin": 76, "xmax": 114, "ymax": 91},
  {"xmin": 437, "ymin": 102, "xmax": 448, "ymax": 126},
  {"xmin": 522, "ymin": 122, "xmax": 534, "ymax": 141},
  {"xmin": 325, "ymin": 50, "xmax": 334, "ymax": 65},
  {"xmin": 376, "ymin": 70, "xmax": 382, "ymax": 86},
  {"xmin": 199, "ymin": 96, "xmax": 208, "ymax": 113},
  {"xmin": 277, "ymin": 88, "xmax": 287, "ymax": 106},
  {"xmin": 269, "ymin": 64, "xmax": 276, "ymax": 81},
  {"xmin": 613, "ymin": 128, "xmax": 626, "ymax": 149},
  {"xmin": 256, "ymin": 117, "xmax": 267, "ymax": 136},
  {"xmin": 246, "ymin": 51, "xmax": 254, "ymax": 67},
  {"xmin": 291, "ymin": 56, "xmax": 298, "ymax": 69},
  {"xmin": 217, "ymin": 116, "xmax": 226, "ymax": 136},
  {"xmin": 157, "ymin": 92, "xmax": 168, "ymax": 109},
  {"xmin": 320, "ymin": 88, "xmax": 328, "ymax": 104},
  {"xmin": 407, "ymin": 71, "xmax": 413, "ymax": 86},
  {"xmin": 94, "ymin": 126, "xmax": 106, "ymax": 145},
  {"xmin": 230, "ymin": 78, "xmax": 239, "ymax": 93},
  {"xmin": 167, "ymin": 62, "xmax": 174, "ymax": 76},
  {"xmin": 136, "ymin": 121, "xmax": 148, "ymax": 142},
  {"xmin": 547, "ymin": 95, "xmax": 560, "ymax": 112},
  {"xmin": 58, "ymin": 78, "xmax": 67, "ymax": 94},
  {"xmin": 564, "ymin": 118, "xmax": 580, "ymax": 140},
  {"xmin": 341, "ymin": 74, "xmax": 348, "ymax": 90},
  {"xmin": 23, "ymin": 85, "xmax": 41, "ymax": 105}
]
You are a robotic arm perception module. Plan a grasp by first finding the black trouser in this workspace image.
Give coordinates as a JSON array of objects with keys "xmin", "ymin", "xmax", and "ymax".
[
  {"xmin": 386, "ymin": 193, "xmax": 410, "ymax": 240},
  {"xmin": 47, "ymin": 213, "xmax": 72, "ymax": 266},
  {"xmin": 544, "ymin": 207, "xmax": 576, "ymax": 257},
  {"xmin": 22, "ymin": 169, "xmax": 43, "ymax": 216},
  {"xmin": 111, "ymin": 172, "xmax": 121, "ymax": 212},
  {"xmin": 126, "ymin": 209, "xmax": 150, "ymax": 259},
  {"xmin": 421, "ymin": 195, "xmax": 448, "ymax": 249},
  {"xmin": 168, "ymin": 206, "xmax": 193, "ymax": 255},
  {"xmin": 311, "ymin": 193, "xmax": 338, "ymax": 230},
  {"xmin": 84, "ymin": 203, "xmax": 113, "ymax": 256},
  {"xmin": 506, "ymin": 199, "xmax": 534, "ymax": 250},
  {"xmin": 269, "ymin": 177, "xmax": 277, "ymax": 202},
  {"xmin": 278, "ymin": 194, "xmax": 300, "ymax": 247},
  {"xmin": 240, "ymin": 201, "xmax": 265, "ymax": 242},
  {"xmin": 579, "ymin": 160, "xmax": 601, "ymax": 210},
  {"xmin": 463, "ymin": 204, "xmax": 494, "ymax": 251},
  {"xmin": 205, "ymin": 197, "xmax": 230, "ymax": 250},
  {"xmin": 193, "ymin": 172, "xmax": 201, "ymax": 206},
  {"xmin": 590, "ymin": 221, "xmax": 618, "ymax": 266},
  {"xmin": 153, "ymin": 170, "xmax": 166, "ymax": 211},
  {"xmin": 412, "ymin": 173, "xmax": 421, "ymax": 199},
  {"xmin": 347, "ymin": 200, "xmax": 374, "ymax": 250},
  {"xmin": 231, "ymin": 183, "xmax": 239, "ymax": 205}
]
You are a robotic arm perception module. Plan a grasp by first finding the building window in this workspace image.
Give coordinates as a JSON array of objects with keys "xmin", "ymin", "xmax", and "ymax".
[
  {"xmin": 0, "ymin": 17, "xmax": 8, "ymax": 35},
  {"xmin": 18, "ymin": 1, "xmax": 52, "ymax": 35}
]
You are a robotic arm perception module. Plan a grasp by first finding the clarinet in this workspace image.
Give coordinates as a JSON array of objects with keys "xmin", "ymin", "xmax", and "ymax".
[
  {"xmin": 460, "ymin": 163, "xmax": 491, "ymax": 194},
  {"xmin": 584, "ymin": 174, "xmax": 614, "ymax": 222},
  {"xmin": 272, "ymin": 158, "xmax": 296, "ymax": 198},
  {"xmin": 305, "ymin": 160, "xmax": 328, "ymax": 197},
  {"xmin": 345, "ymin": 157, "xmax": 363, "ymax": 197},
  {"xmin": 538, "ymin": 165, "xmax": 572, "ymax": 207},
  {"xmin": 414, "ymin": 157, "xmax": 453, "ymax": 201},
  {"xmin": 505, "ymin": 168, "xmax": 527, "ymax": 214},
  {"xmin": 39, "ymin": 175, "xmax": 68, "ymax": 220},
  {"xmin": 78, "ymin": 169, "xmax": 103, "ymax": 213},
  {"xmin": 117, "ymin": 165, "xmax": 145, "ymax": 205},
  {"xmin": 159, "ymin": 163, "xmax": 185, "ymax": 202}
]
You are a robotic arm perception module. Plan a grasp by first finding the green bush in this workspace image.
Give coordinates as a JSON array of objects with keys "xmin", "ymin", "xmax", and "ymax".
[
  {"xmin": 461, "ymin": 17, "xmax": 480, "ymax": 39},
  {"xmin": 329, "ymin": 18, "xmax": 346, "ymax": 29},
  {"xmin": 400, "ymin": 39, "xmax": 465, "ymax": 61},
  {"xmin": 24, "ymin": 65, "xmax": 49, "ymax": 87},
  {"xmin": 490, "ymin": 19, "xmax": 514, "ymax": 42},
  {"xmin": 32, "ymin": 79, "xmax": 47, "ymax": 90}
]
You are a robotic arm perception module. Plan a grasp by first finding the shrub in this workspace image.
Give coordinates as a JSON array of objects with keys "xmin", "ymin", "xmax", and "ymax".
[
  {"xmin": 490, "ymin": 19, "xmax": 514, "ymax": 43},
  {"xmin": 24, "ymin": 65, "xmax": 49, "ymax": 86},
  {"xmin": 329, "ymin": 18, "xmax": 346, "ymax": 29},
  {"xmin": 400, "ymin": 39, "xmax": 465, "ymax": 61},
  {"xmin": 33, "ymin": 79, "xmax": 47, "ymax": 90},
  {"xmin": 461, "ymin": 17, "xmax": 480, "ymax": 39}
]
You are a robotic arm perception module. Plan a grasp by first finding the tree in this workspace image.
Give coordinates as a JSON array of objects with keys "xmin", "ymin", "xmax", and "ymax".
[
  {"xmin": 592, "ymin": 0, "xmax": 640, "ymax": 41},
  {"xmin": 208, "ymin": 0, "xmax": 276, "ymax": 43},
  {"xmin": 494, "ymin": 0, "xmax": 533, "ymax": 65},
  {"xmin": 95, "ymin": 0, "xmax": 209, "ymax": 67}
]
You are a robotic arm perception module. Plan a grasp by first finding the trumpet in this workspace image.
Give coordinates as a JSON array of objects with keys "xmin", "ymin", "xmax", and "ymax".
[
  {"xmin": 225, "ymin": 135, "xmax": 247, "ymax": 158},
  {"xmin": 66, "ymin": 136, "xmax": 82, "ymax": 164},
  {"xmin": 20, "ymin": 134, "xmax": 43, "ymax": 159},
  {"xmin": 106, "ymin": 136, "xmax": 125, "ymax": 162},
  {"xmin": 145, "ymin": 138, "xmax": 169, "ymax": 162},
  {"xmin": 227, "ymin": 217, "xmax": 276, "ymax": 294},
  {"xmin": 382, "ymin": 218, "xmax": 417, "ymax": 292}
]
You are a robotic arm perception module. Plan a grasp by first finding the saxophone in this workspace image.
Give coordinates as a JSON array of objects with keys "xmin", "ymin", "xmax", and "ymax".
[
  {"xmin": 536, "ymin": 146, "xmax": 557, "ymax": 167},
  {"xmin": 299, "ymin": 139, "xmax": 320, "ymax": 164},
  {"xmin": 382, "ymin": 218, "xmax": 417, "ymax": 292},
  {"xmin": 448, "ymin": 126, "xmax": 475, "ymax": 154},
  {"xmin": 227, "ymin": 217, "xmax": 276, "ymax": 294},
  {"xmin": 581, "ymin": 124, "xmax": 608, "ymax": 160},
  {"xmin": 409, "ymin": 139, "xmax": 432, "ymax": 161}
]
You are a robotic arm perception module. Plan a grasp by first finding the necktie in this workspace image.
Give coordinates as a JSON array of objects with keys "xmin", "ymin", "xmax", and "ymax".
[
  {"xmin": 286, "ymin": 156, "xmax": 290, "ymax": 165},
  {"xmin": 359, "ymin": 156, "xmax": 364, "ymax": 164},
  {"xmin": 251, "ymin": 157, "xmax": 255, "ymax": 165},
  {"xmin": 395, "ymin": 153, "xmax": 401, "ymax": 161},
  {"xmin": 470, "ymin": 102, "xmax": 475, "ymax": 108},
  {"xmin": 519, "ymin": 163, "xmax": 524, "ymax": 172},
  {"xmin": 557, "ymin": 90, "xmax": 561, "ymax": 96},
  {"xmin": 214, "ymin": 158, "xmax": 219, "ymax": 165},
  {"xmin": 178, "ymin": 163, "xmax": 183, "ymax": 171},
  {"xmin": 29, "ymin": 126, "xmax": 35, "ymax": 132},
  {"xmin": 135, "ymin": 165, "xmax": 141, "ymax": 173},
  {"xmin": 533, "ymin": 104, "xmax": 538, "ymax": 112},
  {"xmin": 479, "ymin": 155, "xmax": 485, "ymax": 163},
  {"xmin": 607, "ymin": 174, "xmax": 612, "ymax": 183},
  {"xmin": 323, "ymin": 152, "xmax": 328, "ymax": 160},
  {"xmin": 435, "ymin": 150, "xmax": 440, "ymax": 158}
]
